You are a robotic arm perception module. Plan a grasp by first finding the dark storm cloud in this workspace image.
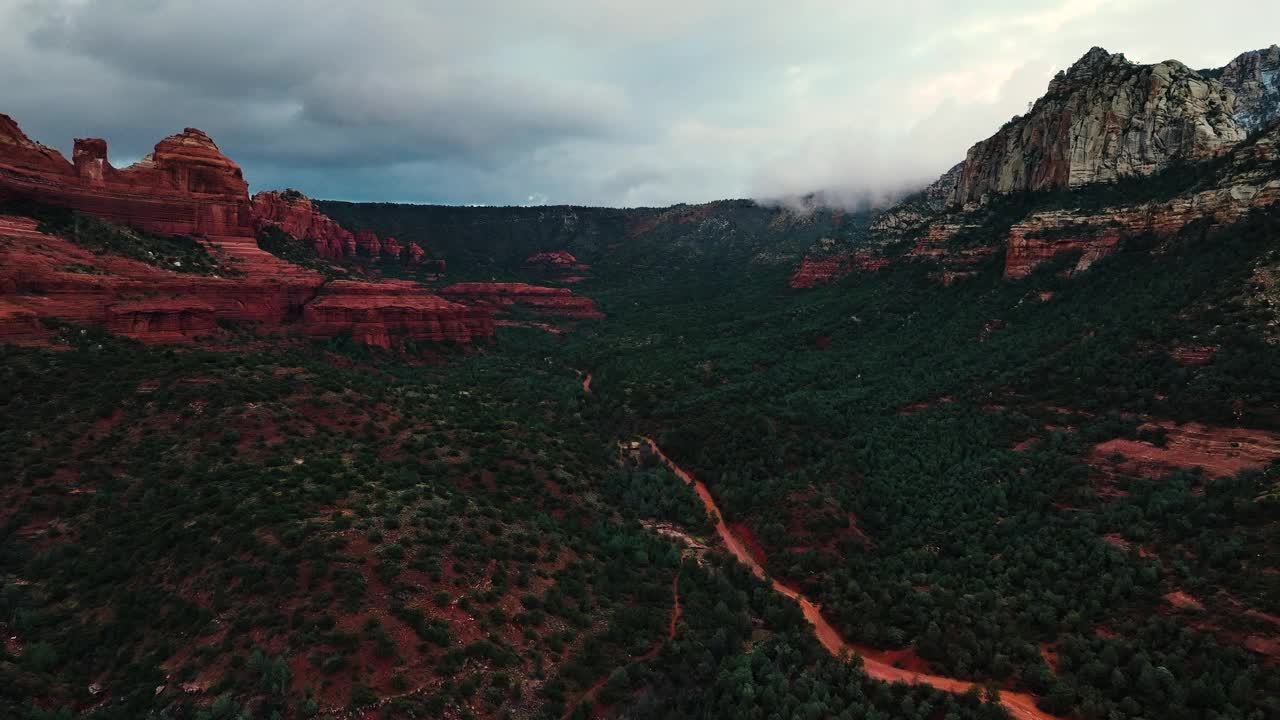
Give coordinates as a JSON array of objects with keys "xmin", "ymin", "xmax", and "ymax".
[
  {"xmin": 1, "ymin": 0, "xmax": 1277, "ymax": 206},
  {"xmin": 15, "ymin": 0, "xmax": 631, "ymax": 172}
]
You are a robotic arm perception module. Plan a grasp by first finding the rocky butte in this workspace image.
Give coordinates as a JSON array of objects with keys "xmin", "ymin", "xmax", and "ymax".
[
  {"xmin": 0, "ymin": 114, "xmax": 490, "ymax": 346},
  {"xmin": 0, "ymin": 115, "xmax": 253, "ymax": 236}
]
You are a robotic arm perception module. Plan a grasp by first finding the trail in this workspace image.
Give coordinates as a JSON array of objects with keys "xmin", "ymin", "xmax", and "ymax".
[
  {"xmin": 562, "ymin": 572, "xmax": 681, "ymax": 719},
  {"xmin": 638, "ymin": 436, "xmax": 1058, "ymax": 720}
]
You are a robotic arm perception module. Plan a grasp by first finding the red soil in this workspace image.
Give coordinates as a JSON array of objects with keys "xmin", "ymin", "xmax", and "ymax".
[
  {"xmin": 1039, "ymin": 643, "xmax": 1060, "ymax": 672},
  {"xmin": 1169, "ymin": 345, "xmax": 1218, "ymax": 367},
  {"xmin": 1164, "ymin": 591, "xmax": 1206, "ymax": 611},
  {"xmin": 897, "ymin": 395, "xmax": 954, "ymax": 416},
  {"xmin": 729, "ymin": 522, "xmax": 769, "ymax": 567},
  {"xmin": 1102, "ymin": 533, "xmax": 1155, "ymax": 558},
  {"xmin": 638, "ymin": 437, "xmax": 1060, "ymax": 720},
  {"xmin": 1244, "ymin": 635, "xmax": 1280, "ymax": 660},
  {"xmin": 1091, "ymin": 421, "xmax": 1280, "ymax": 479}
]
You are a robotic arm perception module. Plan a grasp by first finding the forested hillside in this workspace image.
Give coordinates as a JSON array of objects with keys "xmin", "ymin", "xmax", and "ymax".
[
  {"xmin": 3, "ymin": 40, "xmax": 1279, "ymax": 720},
  {"xmin": 318, "ymin": 199, "xmax": 860, "ymax": 276}
]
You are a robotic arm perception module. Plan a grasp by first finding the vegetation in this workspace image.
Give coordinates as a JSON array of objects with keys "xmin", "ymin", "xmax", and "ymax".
[
  {"xmin": 3, "ymin": 173, "xmax": 1279, "ymax": 719},
  {"xmin": 254, "ymin": 225, "xmax": 351, "ymax": 279},
  {"xmin": 1, "ymin": 198, "xmax": 233, "ymax": 276},
  {"xmin": 561, "ymin": 202, "xmax": 1280, "ymax": 719}
]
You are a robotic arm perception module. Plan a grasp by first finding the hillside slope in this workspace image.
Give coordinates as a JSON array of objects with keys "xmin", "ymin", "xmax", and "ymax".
[{"xmin": 2, "ymin": 43, "xmax": 1279, "ymax": 720}]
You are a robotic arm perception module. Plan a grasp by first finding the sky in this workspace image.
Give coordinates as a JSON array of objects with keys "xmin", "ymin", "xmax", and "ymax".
[{"xmin": 0, "ymin": 1, "xmax": 1276, "ymax": 208}]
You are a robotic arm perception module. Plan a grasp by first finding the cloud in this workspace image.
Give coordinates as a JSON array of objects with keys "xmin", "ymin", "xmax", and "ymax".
[{"xmin": 0, "ymin": 0, "xmax": 1276, "ymax": 206}]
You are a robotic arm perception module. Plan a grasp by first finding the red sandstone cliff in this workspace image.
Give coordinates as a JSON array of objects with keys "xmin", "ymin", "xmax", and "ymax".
[
  {"xmin": 252, "ymin": 190, "xmax": 357, "ymax": 259},
  {"xmin": 0, "ymin": 115, "xmax": 491, "ymax": 347},
  {"xmin": 438, "ymin": 282, "xmax": 604, "ymax": 319},
  {"xmin": 789, "ymin": 250, "xmax": 888, "ymax": 289},
  {"xmin": 524, "ymin": 250, "xmax": 591, "ymax": 282},
  {"xmin": 251, "ymin": 189, "xmax": 435, "ymax": 266},
  {"xmin": 0, "ymin": 115, "xmax": 253, "ymax": 237},
  {"xmin": 0, "ymin": 215, "xmax": 492, "ymax": 347},
  {"xmin": 301, "ymin": 280, "xmax": 492, "ymax": 347}
]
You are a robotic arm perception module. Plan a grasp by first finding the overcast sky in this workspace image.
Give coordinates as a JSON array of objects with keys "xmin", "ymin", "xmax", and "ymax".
[{"xmin": 0, "ymin": 1, "xmax": 1275, "ymax": 207}]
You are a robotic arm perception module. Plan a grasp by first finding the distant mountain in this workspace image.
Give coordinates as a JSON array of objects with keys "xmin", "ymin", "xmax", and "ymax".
[
  {"xmin": 792, "ymin": 44, "xmax": 1280, "ymax": 288},
  {"xmin": 944, "ymin": 45, "xmax": 1279, "ymax": 208}
]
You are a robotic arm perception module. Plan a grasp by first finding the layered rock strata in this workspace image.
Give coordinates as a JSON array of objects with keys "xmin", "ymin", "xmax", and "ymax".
[{"xmin": 0, "ymin": 116, "xmax": 490, "ymax": 346}]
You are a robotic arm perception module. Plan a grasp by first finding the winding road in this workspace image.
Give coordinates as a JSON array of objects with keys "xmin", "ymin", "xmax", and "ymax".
[{"xmin": 638, "ymin": 437, "xmax": 1058, "ymax": 720}]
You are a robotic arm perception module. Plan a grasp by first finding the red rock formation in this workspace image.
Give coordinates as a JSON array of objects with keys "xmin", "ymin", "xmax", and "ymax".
[
  {"xmin": 790, "ymin": 256, "xmax": 846, "ymax": 289},
  {"xmin": 406, "ymin": 242, "xmax": 426, "ymax": 265},
  {"xmin": 438, "ymin": 282, "xmax": 604, "ymax": 319},
  {"xmin": 353, "ymin": 229, "xmax": 380, "ymax": 258},
  {"xmin": 524, "ymin": 250, "xmax": 591, "ymax": 282},
  {"xmin": 0, "ymin": 116, "xmax": 253, "ymax": 237},
  {"xmin": 380, "ymin": 236, "xmax": 403, "ymax": 260},
  {"xmin": 0, "ymin": 215, "xmax": 493, "ymax": 346},
  {"xmin": 252, "ymin": 190, "xmax": 436, "ymax": 266},
  {"xmin": 252, "ymin": 190, "xmax": 356, "ymax": 260},
  {"xmin": 789, "ymin": 251, "xmax": 887, "ymax": 289},
  {"xmin": 302, "ymin": 280, "xmax": 493, "ymax": 348},
  {"xmin": 106, "ymin": 298, "xmax": 218, "ymax": 342},
  {"xmin": 0, "ymin": 113, "xmax": 76, "ymax": 178},
  {"xmin": 1003, "ymin": 215, "xmax": 1126, "ymax": 279},
  {"xmin": 525, "ymin": 250, "xmax": 579, "ymax": 267},
  {"xmin": 0, "ymin": 115, "xmax": 493, "ymax": 347},
  {"xmin": 0, "ymin": 215, "xmax": 317, "ymax": 343},
  {"xmin": 1003, "ymin": 169, "xmax": 1280, "ymax": 278}
]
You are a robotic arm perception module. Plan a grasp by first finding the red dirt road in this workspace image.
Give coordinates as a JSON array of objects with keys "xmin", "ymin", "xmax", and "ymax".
[{"xmin": 640, "ymin": 437, "xmax": 1059, "ymax": 720}]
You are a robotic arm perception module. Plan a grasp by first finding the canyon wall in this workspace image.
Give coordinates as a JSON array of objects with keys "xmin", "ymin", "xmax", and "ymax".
[
  {"xmin": 0, "ymin": 115, "xmax": 489, "ymax": 346},
  {"xmin": 252, "ymin": 189, "xmax": 431, "ymax": 265},
  {"xmin": 949, "ymin": 48, "xmax": 1248, "ymax": 208},
  {"xmin": 791, "ymin": 45, "xmax": 1280, "ymax": 289},
  {"xmin": 0, "ymin": 114, "xmax": 253, "ymax": 236}
]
